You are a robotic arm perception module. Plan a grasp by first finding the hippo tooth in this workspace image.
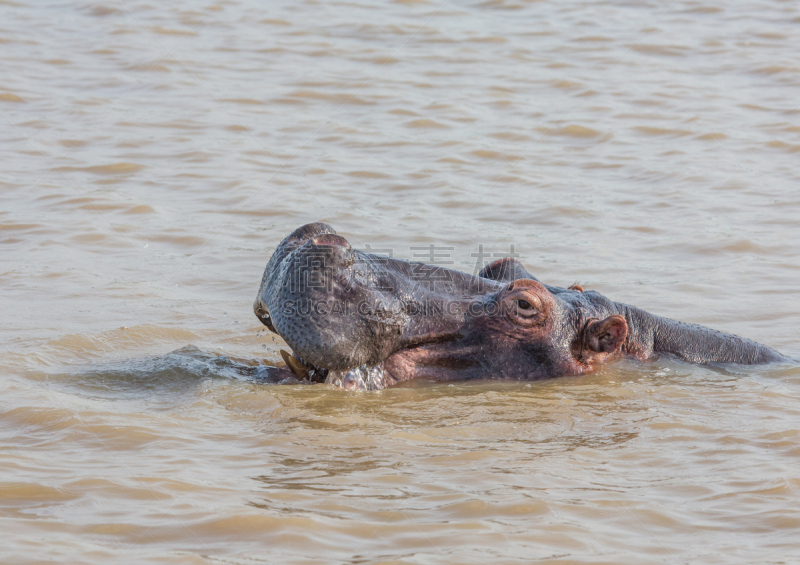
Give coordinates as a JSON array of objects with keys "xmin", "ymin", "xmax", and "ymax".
[{"xmin": 280, "ymin": 349, "xmax": 310, "ymax": 380}]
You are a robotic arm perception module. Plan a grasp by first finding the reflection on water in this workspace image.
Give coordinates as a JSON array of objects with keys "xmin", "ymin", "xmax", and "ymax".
[{"xmin": 2, "ymin": 0, "xmax": 800, "ymax": 562}]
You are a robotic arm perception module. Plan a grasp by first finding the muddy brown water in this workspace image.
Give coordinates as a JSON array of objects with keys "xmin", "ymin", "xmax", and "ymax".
[{"xmin": 2, "ymin": 1, "xmax": 800, "ymax": 563}]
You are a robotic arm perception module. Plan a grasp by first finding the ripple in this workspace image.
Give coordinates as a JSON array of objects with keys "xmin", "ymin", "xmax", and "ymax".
[
  {"xmin": 0, "ymin": 92, "xmax": 24, "ymax": 103},
  {"xmin": 405, "ymin": 118, "xmax": 449, "ymax": 128},
  {"xmin": 631, "ymin": 43, "xmax": 690, "ymax": 57},
  {"xmin": 539, "ymin": 124, "xmax": 605, "ymax": 138},
  {"xmin": 288, "ymin": 89, "xmax": 375, "ymax": 105},
  {"xmin": 56, "ymin": 162, "xmax": 144, "ymax": 175},
  {"xmin": 633, "ymin": 126, "xmax": 693, "ymax": 137}
]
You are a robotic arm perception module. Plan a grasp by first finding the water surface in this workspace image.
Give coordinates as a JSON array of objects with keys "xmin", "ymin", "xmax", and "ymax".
[{"xmin": 1, "ymin": 0, "xmax": 799, "ymax": 563}]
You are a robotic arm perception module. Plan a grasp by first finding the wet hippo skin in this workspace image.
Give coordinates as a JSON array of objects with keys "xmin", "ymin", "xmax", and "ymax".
[{"xmin": 255, "ymin": 223, "xmax": 786, "ymax": 390}]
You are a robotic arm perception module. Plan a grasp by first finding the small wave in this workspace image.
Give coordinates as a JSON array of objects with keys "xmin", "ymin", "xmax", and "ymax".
[
  {"xmin": 49, "ymin": 346, "xmax": 291, "ymax": 405},
  {"xmin": 56, "ymin": 162, "xmax": 144, "ymax": 175},
  {"xmin": 0, "ymin": 92, "xmax": 24, "ymax": 103},
  {"xmin": 538, "ymin": 124, "xmax": 606, "ymax": 139},
  {"xmin": 404, "ymin": 118, "xmax": 449, "ymax": 129}
]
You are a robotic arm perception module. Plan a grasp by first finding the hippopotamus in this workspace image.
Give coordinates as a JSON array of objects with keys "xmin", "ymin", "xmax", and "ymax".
[{"xmin": 254, "ymin": 222, "xmax": 786, "ymax": 390}]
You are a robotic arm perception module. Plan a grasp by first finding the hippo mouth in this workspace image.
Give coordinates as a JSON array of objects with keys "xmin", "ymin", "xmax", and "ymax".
[
  {"xmin": 277, "ymin": 348, "xmax": 388, "ymax": 391},
  {"xmin": 280, "ymin": 341, "xmax": 479, "ymax": 391},
  {"xmin": 255, "ymin": 299, "xmax": 421, "ymax": 391}
]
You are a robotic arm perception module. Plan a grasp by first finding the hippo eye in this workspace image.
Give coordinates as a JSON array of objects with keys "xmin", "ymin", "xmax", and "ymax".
[{"xmin": 502, "ymin": 283, "xmax": 546, "ymax": 327}]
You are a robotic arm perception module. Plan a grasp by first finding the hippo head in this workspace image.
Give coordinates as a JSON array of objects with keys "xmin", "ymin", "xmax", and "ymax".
[{"xmin": 254, "ymin": 223, "xmax": 632, "ymax": 390}]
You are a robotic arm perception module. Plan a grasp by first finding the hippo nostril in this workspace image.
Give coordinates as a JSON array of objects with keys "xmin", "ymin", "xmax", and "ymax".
[{"xmin": 309, "ymin": 233, "xmax": 351, "ymax": 248}]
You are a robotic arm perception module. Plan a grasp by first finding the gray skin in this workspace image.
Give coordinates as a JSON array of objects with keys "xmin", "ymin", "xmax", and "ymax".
[{"xmin": 254, "ymin": 222, "xmax": 786, "ymax": 390}]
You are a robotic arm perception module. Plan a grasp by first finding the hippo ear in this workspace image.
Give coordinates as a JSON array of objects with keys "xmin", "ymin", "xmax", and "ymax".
[{"xmin": 584, "ymin": 315, "xmax": 627, "ymax": 353}]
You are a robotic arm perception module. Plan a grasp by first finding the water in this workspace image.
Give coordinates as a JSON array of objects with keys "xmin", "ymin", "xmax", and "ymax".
[{"xmin": 2, "ymin": 0, "xmax": 799, "ymax": 563}]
